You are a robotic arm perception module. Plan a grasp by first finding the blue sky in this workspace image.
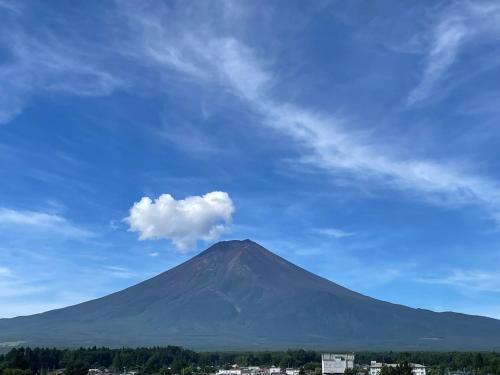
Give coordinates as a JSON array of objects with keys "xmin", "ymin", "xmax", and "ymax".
[{"xmin": 1, "ymin": 0, "xmax": 500, "ymax": 319}]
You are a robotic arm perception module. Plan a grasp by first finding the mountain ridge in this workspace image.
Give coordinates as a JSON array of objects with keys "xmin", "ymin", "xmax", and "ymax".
[{"xmin": 1, "ymin": 239, "xmax": 500, "ymax": 350}]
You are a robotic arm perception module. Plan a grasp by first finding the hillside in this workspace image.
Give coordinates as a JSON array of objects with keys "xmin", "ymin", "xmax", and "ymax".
[{"xmin": 1, "ymin": 239, "xmax": 500, "ymax": 350}]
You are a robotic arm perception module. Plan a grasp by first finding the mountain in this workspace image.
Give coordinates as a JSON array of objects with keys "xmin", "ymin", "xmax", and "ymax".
[{"xmin": 1, "ymin": 239, "xmax": 500, "ymax": 350}]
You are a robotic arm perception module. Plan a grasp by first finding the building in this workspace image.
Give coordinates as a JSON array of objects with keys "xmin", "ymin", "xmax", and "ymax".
[
  {"xmin": 217, "ymin": 370, "xmax": 242, "ymax": 375},
  {"xmin": 285, "ymin": 369, "xmax": 300, "ymax": 375},
  {"xmin": 253, "ymin": 368, "xmax": 268, "ymax": 375},
  {"xmin": 268, "ymin": 367, "xmax": 281, "ymax": 375},
  {"xmin": 369, "ymin": 362, "xmax": 426, "ymax": 375},
  {"xmin": 241, "ymin": 367, "xmax": 262, "ymax": 375},
  {"xmin": 321, "ymin": 354, "xmax": 355, "ymax": 375},
  {"xmin": 411, "ymin": 364, "xmax": 426, "ymax": 375},
  {"xmin": 369, "ymin": 362, "xmax": 395, "ymax": 375}
]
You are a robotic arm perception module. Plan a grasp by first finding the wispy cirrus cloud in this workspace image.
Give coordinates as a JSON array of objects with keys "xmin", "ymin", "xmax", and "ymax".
[
  {"xmin": 417, "ymin": 269, "xmax": 500, "ymax": 293},
  {"xmin": 118, "ymin": 3, "xmax": 500, "ymax": 225},
  {"xmin": 407, "ymin": 1, "xmax": 500, "ymax": 105},
  {"xmin": 313, "ymin": 227, "xmax": 356, "ymax": 239},
  {"xmin": 0, "ymin": 208, "xmax": 95, "ymax": 239},
  {"xmin": 0, "ymin": 0, "xmax": 21, "ymax": 14},
  {"xmin": 103, "ymin": 266, "xmax": 136, "ymax": 279},
  {"xmin": 0, "ymin": 5, "xmax": 123, "ymax": 125},
  {"xmin": 0, "ymin": 266, "xmax": 13, "ymax": 277},
  {"xmin": 3, "ymin": 1, "xmax": 500, "ymax": 227},
  {"xmin": 0, "ymin": 266, "xmax": 47, "ymax": 298}
]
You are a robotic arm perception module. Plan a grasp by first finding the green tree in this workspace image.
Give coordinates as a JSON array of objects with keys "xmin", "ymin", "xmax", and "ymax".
[
  {"xmin": 65, "ymin": 360, "xmax": 88, "ymax": 375},
  {"xmin": 145, "ymin": 352, "xmax": 164, "ymax": 374},
  {"xmin": 5, "ymin": 349, "xmax": 29, "ymax": 370},
  {"xmin": 473, "ymin": 353, "xmax": 484, "ymax": 371},
  {"xmin": 303, "ymin": 363, "xmax": 319, "ymax": 372},
  {"xmin": 2, "ymin": 369, "xmax": 32, "ymax": 375},
  {"xmin": 170, "ymin": 359, "xmax": 184, "ymax": 375},
  {"xmin": 398, "ymin": 362, "xmax": 413, "ymax": 375}
]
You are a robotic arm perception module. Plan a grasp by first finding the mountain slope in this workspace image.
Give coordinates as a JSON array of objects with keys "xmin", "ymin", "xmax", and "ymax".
[{"xmin": 1, "ymin": 239, "xmax": 500, "ymax": 350}]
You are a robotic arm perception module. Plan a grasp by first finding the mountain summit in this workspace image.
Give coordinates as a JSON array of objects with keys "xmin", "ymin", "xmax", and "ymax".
[{"xmin": 1, "ymin": 239, "xmax": 500, "ymax": 350}]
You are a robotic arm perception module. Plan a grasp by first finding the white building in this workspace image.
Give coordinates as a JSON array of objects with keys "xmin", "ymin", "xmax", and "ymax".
[
  {"xmin": 322, "ymin": 354, "xmax": 354, "ymax": 375},
  {"xmin": 218, "ymin": 370, "xmax": 242, "ymax": 375},
  {"xmin": 411, "ymin": 364, "xmax": 426, "ymax": 375},
  {"xmin": 369, "ymin": 361, "xmax": 426, "ymax": 375},
  {"xmin": 241, "ymin": 367, "xmax": 262, "ymax": 375},
  {"xmin": 269, "ymin": 367, "xmax": 281, "ymax": 375},
  {"xmin": 285, "ymin": 369, "xmax": 300, "ymax": 375}
]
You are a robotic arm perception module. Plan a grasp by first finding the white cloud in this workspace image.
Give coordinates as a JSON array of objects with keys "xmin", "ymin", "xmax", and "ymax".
[
  {"xmin": 149, "ymin": 252, "xmax": 159, "ymax": 257},
  {"xmin": 0, "ymin": 266, "xmax": 13, "ymax": 277},
  {"xmin": 0, "ymin": 280, "xmax": 46, "ymax": 298},
  {"xmin": 4, "ymin": 3, "xmax": 500, "ymax": 226},
  {"xmin": 127, "ymin": 191, "xmax": 234, "ymax": 251},
  {"xmin": 407, "ymin": 1, "xmax": 500, "ymax": 105},
  {"xmin": 314, "ymin": 228, "xmax": 356, "ymax": 238},
  {"xmin": 103, "ymin": 265, "xmax": 136, "ymax": 279},
  {"xmin": 263, "ymin": 103, "xmax": 500, "ymax": 218},
  {"xmin": 0, "ymin": 0, "xmax": 22, "ymax": 14},
  {"xmin": 120, "ymin": 9, "xmax": 500, "ymax": 224},
  {"xmin": 0, "ymin": 208, "xmax": 94, "ymax": 239},
  {"xmin": 417, "ymin": 269, "xmax": 500, "ymax": 293},
  {"xmin": 120, "ymin": 4, "xmax": 270, "ymax": 101},
  {"xmin": 109, "ymin": 220, "xmax": 120, "ymax": 231},
  {"xmin": 0, "ymin": 267, "xmax": 47, "ymax": 298},
  {"xmin": 0, "ymin": 9, "xmax": 123, "ymax": 125}
]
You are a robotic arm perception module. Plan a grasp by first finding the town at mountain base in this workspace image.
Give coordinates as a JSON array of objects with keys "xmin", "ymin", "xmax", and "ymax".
[{"xmin": 1, "ymin": 239, "xmax": 500, "ymax": 350}]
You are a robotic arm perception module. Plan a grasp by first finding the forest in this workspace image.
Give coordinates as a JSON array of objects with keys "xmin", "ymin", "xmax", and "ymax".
[{"xmin": 1, "ymin": 347, "xmax": 500, "ymax": 375}]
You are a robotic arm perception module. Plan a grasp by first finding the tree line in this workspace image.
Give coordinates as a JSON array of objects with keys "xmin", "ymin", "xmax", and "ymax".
[{"xmin": 1, "ymin": 347, "xmax": 500, "ymax": 375}]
